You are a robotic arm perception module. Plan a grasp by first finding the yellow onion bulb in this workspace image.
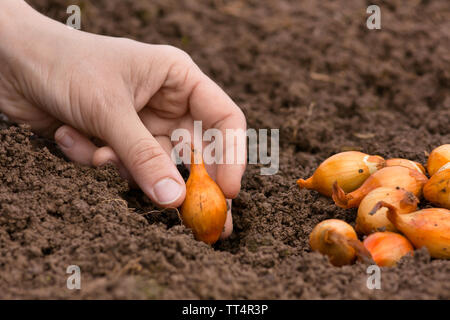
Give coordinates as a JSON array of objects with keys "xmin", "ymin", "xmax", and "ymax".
[
  {"xmin": 427, "ymin": 144, "xmax": 450, "ymax": 176},
  {"xmin": 181, "ymin": 149, "xmax": 227, "ymax": 244},
  {"xmin": 297, "ymin": 151, "xmax": 385, "ymax": 197},
  {"xmin": 332, "ymin": 166, "xmax": 428, "ymax": 209},
  {"xmin": 356, "ymin": 187, "xmax": 419, "ymax": 235},
  {"xmin": 385, "ymin": 158, "xmax": 426, "ymax": 175},
  {"xmin": 423, "ymin": 163, "xmax": 450, "ymax": 209},
  {"xmin": 309, "ymin": 219, "xmax": 372, "ymax": 266},
  {"xmin": 363, "ymin": 232, "xmax": 414, "ymax": 267},
  {"xmin": 373, "ymin": 201, "xmax": 450, "ymax": 259}
]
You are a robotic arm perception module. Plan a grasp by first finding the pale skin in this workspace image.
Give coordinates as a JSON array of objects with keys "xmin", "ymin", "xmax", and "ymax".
[{"xmin": 0, "ymin": 0, "xmax": 247, "ymax": 239}]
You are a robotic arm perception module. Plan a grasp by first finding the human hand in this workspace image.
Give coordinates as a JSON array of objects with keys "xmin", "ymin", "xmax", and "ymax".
[{"xmin": 0, "ymin": 1, "xmax": 246, "ymax": 238}]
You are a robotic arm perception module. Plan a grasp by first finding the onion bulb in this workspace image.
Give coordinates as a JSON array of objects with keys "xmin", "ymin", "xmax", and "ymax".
[
  {"xmin": 180, "ymin": 148, "xmax": 227, "ymax": 244},
  {"xmin": 373, "ymin": 201, "xmax": 450, "ymax": 259},
  {"xmin": 427, "ymin": 144, "xmax": 450, "ymax": 176},
  {"xmin": 297, "ymin": 151, "xmax": 385, "ymax": 197},
  {"xmin": 309, "ymin": 219, "xmax": 372, "ymax": 266},
  {"xmin": 332, "ymin": 166, "xmax": 428, "ymax": 209},
  {"xmin": 363, "ymin": 232, "xmax": 414, "ymax": 267},
  {"xmin": 356, "ymin": 187, "xmax": 419, "ymax": 235},
  {"xmin": 385, "ymin": 158, "xmax": 426, "ymax": 175},
  {"xmin": 423, "ymin": 162, "xmax": 450, "ymax": 209}
]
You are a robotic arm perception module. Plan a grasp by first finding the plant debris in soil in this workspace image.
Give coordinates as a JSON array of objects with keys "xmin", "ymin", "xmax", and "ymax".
[{"xmin": 0, "ymin": 0, "xmax": 449, "ymax": 299}]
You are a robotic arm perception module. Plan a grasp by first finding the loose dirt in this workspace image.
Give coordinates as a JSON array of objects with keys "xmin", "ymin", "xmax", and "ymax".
[{"xmin": 0, "ymin": 0, "xmax": 449, "ymax": 299}]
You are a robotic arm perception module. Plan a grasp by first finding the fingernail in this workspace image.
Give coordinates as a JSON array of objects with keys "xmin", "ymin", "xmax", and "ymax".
[
  {"xmin": 152, "ymin": 178, "xmax": 183, "ymax": 205},
  {"xmin": 55, "ymin": 131, "xmax": 74, "ymax": 148}
]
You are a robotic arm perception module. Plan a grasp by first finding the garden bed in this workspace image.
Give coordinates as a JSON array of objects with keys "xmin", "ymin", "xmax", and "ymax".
[{"xmin": 0, "ymin": 0, "xmax": 449, "ymax": 299}]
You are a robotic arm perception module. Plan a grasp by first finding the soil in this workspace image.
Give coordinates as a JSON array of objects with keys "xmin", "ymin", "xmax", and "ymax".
[{"xmin": 1, "ymin": 0, "xmax": 449, "ymax": 299}]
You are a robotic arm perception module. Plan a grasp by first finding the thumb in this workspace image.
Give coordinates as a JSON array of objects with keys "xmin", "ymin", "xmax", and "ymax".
[{"xmin": 104, "ymin": 109, "xmax": 185, "ymax": 207}]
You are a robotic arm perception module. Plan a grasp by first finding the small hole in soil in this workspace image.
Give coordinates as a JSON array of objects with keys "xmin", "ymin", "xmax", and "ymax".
[
  {"xmin": 142, "ymin": 209, "xmax": 181, "ymax": 228},
  {"xmin": 42, "ymin": 247, "xmax": 53, "ymax": 255}
]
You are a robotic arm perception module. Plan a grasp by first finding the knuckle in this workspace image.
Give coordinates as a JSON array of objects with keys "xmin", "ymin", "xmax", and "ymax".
[
  {"xmin": 128, "ymin": 139, "xmax": 167, "ymax": 170},
  {"xmin": 169, "ymin": 45, "xmax": 185, "ymax": 55},
  {"xmin": 162, "ymin": 45, "xmax": 193, "ymax": 63},
  {"xmin": 236, "ymin": 108, "xmax": 247, "ymax": 128},
  {"xmin": 156, "ymin": 46, "xmax": 200, "ymax": 88},
  {"xmin": 176, "ymin": 49, "xmax": 193, "ymax": 64},
  {"xmin": 228, "ymin": 107, "xmax": 247, "ymax": 131}
]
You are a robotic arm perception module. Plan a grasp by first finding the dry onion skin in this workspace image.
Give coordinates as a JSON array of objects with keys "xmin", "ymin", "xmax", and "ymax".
[
  {"xmin": 297, "ymin": 151, "xmax": 385, "ymax": 197},
  {"xmin": 356, "ymin": 187, "xmax": 419, "ymax": 235},
  {"xmin": 363, "ymin": 232, "xmax": 414, "ymax": 267},
  {"xmin": 373, "ymin": 201, "xmax": 450, "ymax": 259},
  {"xmin": 332, "ymin": 166, "xmax": 428, "ymax": 209},
  {"xmin": 309, "ymin": 219, "xmax": 372, "ymax": 267},
  {"xmin": 385, "ymin": 158, "xmax": 426, "ymax": 175},
  {"xmin": 180, "ymin": 149, "xmax": 227, "ymax": 244},
  {"xmin": 427, "ymin": 144, "xmax": 450, "ymax": 177},
  {"xmin": 423, "ymin": 163, "xmax": 450, "ymax": 209}
]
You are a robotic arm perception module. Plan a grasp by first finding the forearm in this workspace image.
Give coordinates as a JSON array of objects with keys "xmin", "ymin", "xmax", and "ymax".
[
  {"xmin": 0, "ymin": 1, "xmax": 57, "ymax": 117},
  {"xmin": 0, "ymin": 0, "xmax": 41, "ymax": 50},
  {"xmin": 0, "ymin": 1, "xmax": 69, "ymax": 72},
  {"xmin": 0, "ymin": 1, "xmax": 76, "ymax": 110}
]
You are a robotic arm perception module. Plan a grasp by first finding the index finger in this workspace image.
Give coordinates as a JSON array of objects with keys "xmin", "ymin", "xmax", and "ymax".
[{"xmin": 188, "ymin": 71, "xmax": 247, "ymax": 198}]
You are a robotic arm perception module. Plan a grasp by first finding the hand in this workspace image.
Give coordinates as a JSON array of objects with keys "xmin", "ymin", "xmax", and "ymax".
[{"xmin": 0, "ymin": 1, "xmax": 246, "ymax": 238}]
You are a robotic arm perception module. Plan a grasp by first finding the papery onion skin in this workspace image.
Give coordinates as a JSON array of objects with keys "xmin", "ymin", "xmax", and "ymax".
[
  {"xmin": 363, "ymin": 232, "xmax": 414, "ymax": 267},
  {"xmin": 332, "ymin": 166, "xmax": 428, "ymax": 209},
  {"xmin": 297, "ymin": 151, "xmax": 385, "ymax": 197},
  {"xmin": 423, "ymin": 164, "xmax": 450, "ymax": 209},
  {"xmin": 386, "ymin": 158, "xmax": 426, "ymax": 175},
  {"xmin": 427, "ymin": 144, "xmax": 450, "ymax": 177},
  {"xmin": 181, "ymin": 149, "xmax": 227, "ymax": 244},
  {"xmin": 374, "ymin": 201, "xmax": 450, "ymax": 259},
  {"xmin": 309, "ymin": 219, "xmax": 372, "ymax": 266},
  {"xmin": 356, "ymin": 187, "xmax": 419, "ymax": 235}
]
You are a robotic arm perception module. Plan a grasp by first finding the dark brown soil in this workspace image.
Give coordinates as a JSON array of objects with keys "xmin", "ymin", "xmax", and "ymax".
[{"xmin": 1, "ymin": 0, "xmax": 449, "ymax": 299}]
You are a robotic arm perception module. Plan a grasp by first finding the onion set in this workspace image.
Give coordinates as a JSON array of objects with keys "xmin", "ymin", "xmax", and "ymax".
[
  {"xmin": 423, "ymin": 163, "xmax": 450, "ymax": 209},
  {"xmin": 363, "ymin": 232, "xmax": 414, "ymax": 267},
  {"xmin": 427, "ymin": 144, "xmax": 450, "ymax": 177},
  {"xmin": 385, "ymin": 158, "xmax": 426, "ymax": 175},
  {"xmin": 356, "ymin": 187, "xmax": 419, "ymax": 235},
  {"xmin": 332, "ymin": 166, "xmax": 428, "ymax": 209},
  {"xmin": 181, "ymin": 148, "xmax": 227, "ymax": 244},
  {"xmin": 309, "ymin": 219, "xmax": 372, "ymax": 266},
  {"xmin": 372, "ymin": 201, "xmax": 450, "ymax": 259},
  {"xmin": 297, "ymin": 151, "xmax": 385, "ymax": 197}
]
